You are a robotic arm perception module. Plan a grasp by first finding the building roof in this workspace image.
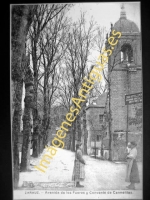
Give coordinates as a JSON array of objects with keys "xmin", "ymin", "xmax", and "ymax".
[
  {"xmin": 86, "ymin": 93, "xmax": 107, "ymax": 110},
  {"xmin": 113, "ymin": 4, "xmax": 139, "ymax": 33}
]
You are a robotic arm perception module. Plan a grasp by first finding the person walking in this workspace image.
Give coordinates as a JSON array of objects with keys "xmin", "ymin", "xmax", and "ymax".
[
  {"xmin": 72, "ymin": 142, "xmax": 86, "ymax": 187},
  {"xmin": 125, "ymin": 141, "xmax": 140, "ymax": 190}
]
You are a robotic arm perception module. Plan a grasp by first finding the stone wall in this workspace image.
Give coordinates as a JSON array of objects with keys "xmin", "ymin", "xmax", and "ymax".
[
  {"xmin": 110, "ymin": 68, "xmax": 142, "ymax": 161},
  {"xmin": 110, "ymin": 70, "xmax": 127, "ymax": 132},
  {"xmin": 110, "ymin": 68, "xmax": 142, "ymax": 133}
]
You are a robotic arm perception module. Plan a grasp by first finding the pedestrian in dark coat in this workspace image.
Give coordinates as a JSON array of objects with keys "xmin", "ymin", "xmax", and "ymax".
[
  {"xmin": 125, "ymin": 141, "xmax": 140, "ymax": 190},
  {"xmin": 72, "ymin": 142, "xmax": 86, "ymax": 187}
]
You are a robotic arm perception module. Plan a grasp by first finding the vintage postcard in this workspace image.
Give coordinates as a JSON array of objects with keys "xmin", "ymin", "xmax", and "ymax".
[{"xmin": 11, "ymin": 2, "xmax": 142, "ymax": 199}]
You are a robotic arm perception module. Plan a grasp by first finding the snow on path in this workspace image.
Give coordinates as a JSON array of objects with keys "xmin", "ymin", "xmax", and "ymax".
[{"xmin": 18, "ymin": 147, "xmax": 142, "ymax": 190}]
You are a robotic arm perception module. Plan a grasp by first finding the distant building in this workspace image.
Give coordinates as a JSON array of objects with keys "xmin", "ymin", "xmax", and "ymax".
[
  {"xmin": 85, "ymin": 93, "xmax": 108, "ymax": 157},
  {"xmin": 48, "ymin": 106, "xmax": 71, "ymax": 149}
]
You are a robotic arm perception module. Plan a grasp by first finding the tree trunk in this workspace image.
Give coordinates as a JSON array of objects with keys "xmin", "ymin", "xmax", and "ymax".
[
  {"xmin": 20, "ymin": 55, "xmax": 34, "ymax": 171},
  {"xmin": 101, "ymin": 136, "xmax": 104, "ymax": 157},
  {"xmin": 20, "ymin": 107, "xmax": 32, "ymax": 171},
  {"xmin": 42, "ymin": 76, "xmax": 49, "ymax": 148},
  {"xmin": 32, "ymin": 123, "xmax": 39, "ymax": 157},
  {"xmin": 83, "ymin": 124, "xmax": 88, "ymax": 155},
  {"xmin": 32, "ymin": 106, "xmax": 39, "ymax": 157},
  {"xmin": 67, "ymin": 131, "xmax": 71, "ymax": 150},
  {"xmin": 32, "ymin": 110, "xmax": 41, "ymax": 157},
  {"xmin": 32, "ymin": 137, "xmax": 38, "ymax": 157},
  {"xmin": 32, "ymin": 41, "xmax": 39, "ymax": 157},
  {"xmin": 76, "ymin": 115, "xmax": 82, "ymax": 142},
  {"xmin": 95, "ymin": 137, "xmax": 96, "ymax": 159},
  {"xmin": 82, "ymin": 105, "xmax": 88, "ymax": 155},
  {"xmin": 12, "ymin": 80, "xmax": 23, "ymax": 188},
  {"xmin": 39, "ymin": 136, "xmax": 44, "ymax": 153},
  {"xmin": 11, "ymin": 5, "xmax": 35, "ymax": 188},
  {"xmin": 32, "ymin": 133, "xmax": 38, "ymax": 157},
  {"xmin": 71, "ymin": 121, "xmax": 76, "ymax": 152}
]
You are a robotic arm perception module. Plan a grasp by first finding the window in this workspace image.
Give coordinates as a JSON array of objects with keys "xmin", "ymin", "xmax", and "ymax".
[
  {"xmin": 121, "ymin": 44, "xmax": 133, "ymax": 63},
  {"xmin": 99, "ymin": 115, "xmax": 103, "ymax": 124},
  {"xmin": 97, "ymin": 135, "xmax": 101, "ymax": 141}
]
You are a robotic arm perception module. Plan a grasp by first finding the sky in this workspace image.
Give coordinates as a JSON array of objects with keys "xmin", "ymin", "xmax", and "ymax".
[
  {"xmin": 21, "ymin": 2, "xmax": 141, "ymax": 112},
  {"xmin": 66, "ymin": 2, "xmax": 141, "ymax": 65},
  {"xmin": 67, "ymin": 2, "xmax": 141, "ymax": 31}
]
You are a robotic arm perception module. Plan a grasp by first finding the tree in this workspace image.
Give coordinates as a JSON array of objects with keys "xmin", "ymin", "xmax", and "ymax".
[
  {"xmin": 64, "ymin": 12, "xmax": 96, "ymax": 148},
  {"xmin": 38, "ymin": 8, "xmax": 70, "ymax": 148},
  {"xmin": 56, "ymin": 67, "xmax": 74, "ymax": 111},
  {"xmin": 54, "ymin": 65, "xmax": 76, "ymax": 150},
  {"xmin": 11, "ymin": 5, "xmax": 36, "ymax": 188},
  {"xmin": 20, "ymin": 54, "xmax": 34, "ymax": 172},
  {"xmin": 28, "ymin": 4, "xmax": 71, "ymax": 155}
]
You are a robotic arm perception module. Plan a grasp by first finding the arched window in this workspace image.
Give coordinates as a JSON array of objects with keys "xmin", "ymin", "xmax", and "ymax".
[{"xmin": 121, "ymin": 44, "xmax": 133, "ymax": 63}]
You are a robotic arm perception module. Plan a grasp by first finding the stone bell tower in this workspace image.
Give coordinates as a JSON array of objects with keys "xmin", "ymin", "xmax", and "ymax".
[{"xmin": 107, "ymin": 4, "xmax": 142, "ymax": 161}]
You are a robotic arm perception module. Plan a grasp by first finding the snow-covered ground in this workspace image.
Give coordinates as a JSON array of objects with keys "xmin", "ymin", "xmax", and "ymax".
[{"xmin": 18, "ymin": 147, "xmax": 142, "ymax": 190}]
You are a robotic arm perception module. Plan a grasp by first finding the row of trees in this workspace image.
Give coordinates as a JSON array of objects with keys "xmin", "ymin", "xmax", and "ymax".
[{"xmin": 11, "ymin": 4, "xmax": 109, "ymax": 188}]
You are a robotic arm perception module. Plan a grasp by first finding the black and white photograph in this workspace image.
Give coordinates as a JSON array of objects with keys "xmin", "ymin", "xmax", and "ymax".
[{"xmin": 11, "ymin": 2, "xmax": 142, "ymax": 199}]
